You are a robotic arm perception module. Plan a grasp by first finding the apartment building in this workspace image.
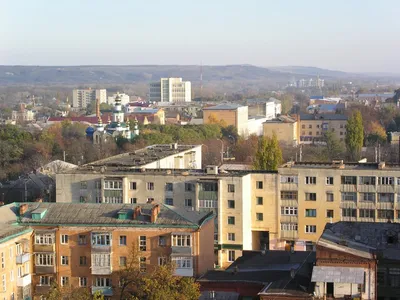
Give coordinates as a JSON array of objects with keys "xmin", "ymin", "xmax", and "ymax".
[
  {"xmin": 278, "ymin": 160, "xmax": 400, "ymax": 251},
  {"xmin": 299, "ymin": 113, "xmax": 347, "ymax": 144},
  {"xmin": 72, "ymin": 89, "xmax": 107, "ymax": 108},
  {"xmin": 13, "ymin": 202, "xmax": 214, "ymax": 299},
  {"xmin": 0, "ymin": 204, "xmax": 33, "ymax": 300},
  {"xmin": 263, "ymin": 115, "xmax": 300, "ymax": 146},
  {"xmin": 149, "ymin": 78, "xmax": 191, "ymax": 103},
  {"xmin": 203, "ymin": 104, "xmax": 249, "ymax": 136},
  {"xmin": 107, "ymin": 93, "xmax": 130, "ymax": 106}
]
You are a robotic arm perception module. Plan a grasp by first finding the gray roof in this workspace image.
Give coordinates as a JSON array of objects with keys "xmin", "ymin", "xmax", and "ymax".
[
  {"xmin": 17, "ymin": 202, "xmax": 213, "ymax": 228},
  {"xmin": 319, "ymin": 222, "xmax": 400, "ymax": 260},
  {"xmin": 279, "ymin": 161, "xmax": 400, "ymax": 171},
  {"xmin": 311, "ymin": 266, "xmax": 364, "ymax": 284},
  {"xmin": 0, "ymin": 203, "xmax": 32, "ymax": 241},
  {"xmin": 203, "ymin": 103, "xmax": 245, "ymax": 110},
  {"xmin": 300, "ymin": 113, "xmax": 347, "ymax": 121}
]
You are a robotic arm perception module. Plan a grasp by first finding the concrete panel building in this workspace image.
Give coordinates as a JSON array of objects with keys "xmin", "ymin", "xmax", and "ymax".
[
  {"xmin": 72, "ymin": 89, "xmax": 107, "ymax": 108},
  {"xmin": 263, "ymin": 115, "xmax": 299, "ymax": 146},
  {"xmin": 107, "ymin": 93, "xmax": 130, "ymax": 106},
  {"xmin": 299, "ymin": 114, "xmax": 347, "ymax": 144},
  {"xmin": 149, "ymin": 78, "xmax": 191, "ymax": 103},
  {"xmin": 203, "ymin": 104, "xmax": 249, "ymax": 136}
]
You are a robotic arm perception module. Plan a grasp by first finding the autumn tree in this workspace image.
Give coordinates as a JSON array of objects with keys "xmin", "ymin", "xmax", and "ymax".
[
  {"xmin": 44, "ymin": 282, "xmax": 104, "ymax": 300},
  {"xmin": 253, "ymin": 133, "xmax": 283, "ymax": 171},
  {"xmin": 365, "ymin": 121, "xmax": 387, "ymax": 146},
  {"xmin": 324, "ymin": 130, "xmax": 345, "ymax": 160},
  {"xmin": 345, "ymin": 110, "xmax": 364, "ymax": 161}
]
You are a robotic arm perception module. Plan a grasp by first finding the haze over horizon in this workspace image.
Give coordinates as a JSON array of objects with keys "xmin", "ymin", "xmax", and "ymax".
[{"xmin": 2, "ymin": 0, "xmax": 399, "ymax": 73}]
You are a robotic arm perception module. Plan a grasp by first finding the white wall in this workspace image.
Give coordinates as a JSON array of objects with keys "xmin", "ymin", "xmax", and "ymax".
[
  {"xmin": 247, "ymin": 117, "xmax": 267, "ymax": 136},
  {"xmin": 108, "ymin": 93, "xmax": 130, "ymax": 106},
  {"xmin": 242, "ymin": 174, "xmax": 252, "ymax": 250}
]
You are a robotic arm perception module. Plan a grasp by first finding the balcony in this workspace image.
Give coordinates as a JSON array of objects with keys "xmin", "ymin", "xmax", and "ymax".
[
  {"xmin": 35, "ymin": 265, "xmax": 56, "ymax": 274},
  {"xmin": 198, "ymin": 191, "xmax": 218, "ymax": 200},
  {"xmin": 171, "ymin": 246, "xmax": 192, "ymax": 255},
  {"xmin": 35, "ymin": 285, "xmax": 51, "ymax": 295},
  {"xmin": 280, "ymin": 231, "xmax": 298, "ymax": 239},
  {"xmin": 280, "ymin": 215, "xmax": 298, "ymax": 223},
  {"xmin": 92, "ymin": 286, "xmax": 113, "ymax": 296},
  {"xmin": 91, "ymin": 264, "xmax": 112, "ymax": 275},
  {"xmin": 91, "ymin": 245, "xmax": 111, "ymax": 253},
  {"xmin": 174, "ymin": 268, "xmax": 194, "ymax": 277},
  {"xmin": 16, "ymin": 252, "xmax": 30, "ymax": 264},
  {"xmin": 33, "ymin": 244, "xmax": 55, "ymax": 253},
  {"xmin": 17, "ymin": 274, "xmax": 31, "ymax": 287}
]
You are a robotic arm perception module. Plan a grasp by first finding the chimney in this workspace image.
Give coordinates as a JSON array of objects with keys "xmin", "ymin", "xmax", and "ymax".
[
  {"xmin": 19, "ymin": 204, "xmax": 28, "ymax": 216},
  {"xmin": 151, "ymin": 204, "xmax": 161, "ymax": 223},
  {"xmin": 133, "ymin": 206, "xmax": 141, "ymax": 220}
]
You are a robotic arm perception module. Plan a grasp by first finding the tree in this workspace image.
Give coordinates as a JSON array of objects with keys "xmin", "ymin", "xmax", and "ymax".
[
  {"xmin": 345, "ymin": 110, "xmax": 364, "ymax": 161},
  {"xmin": 253, "ymin": 133, "xmax": 283, "ymax": 171},
  {"xmin": 324, "ymin": 130, "xmax": 345, "ymax": 160},
  {"xmin": 45, "ymin": 282, "xmax": 104, "ymax": 300}
]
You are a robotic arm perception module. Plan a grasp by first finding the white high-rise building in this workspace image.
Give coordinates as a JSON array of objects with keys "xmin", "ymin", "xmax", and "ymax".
[
  {"xmin": 72, "ymin": 88, "xmax": 107, "ymax": 108},
  {"xmin": 107, "ymin": 93, "xmax": 130, "ymax": 106},
  {"xmin": 149, "ymin": 78, "xmax": 191, "ymax": 103}
]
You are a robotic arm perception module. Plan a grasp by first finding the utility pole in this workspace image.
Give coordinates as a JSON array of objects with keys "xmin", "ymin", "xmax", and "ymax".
[{"xmin": 63, "ymin": 151, "xmax": 66, "ymax": 162}]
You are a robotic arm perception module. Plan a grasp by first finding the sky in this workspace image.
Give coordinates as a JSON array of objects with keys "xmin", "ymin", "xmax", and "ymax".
[{"xmin": 1, "ymin": 0, "xmax": 399, "ymax": 73}]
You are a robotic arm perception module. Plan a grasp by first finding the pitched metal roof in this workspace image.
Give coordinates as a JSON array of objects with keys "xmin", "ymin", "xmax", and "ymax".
[
  {"xmin": 300, "ymin": 113, "xmax": 347, "ymax": 121},
  {"xmin": 311, "ymin": 266, "xmax": 364, "ymax": 284},
  {"xmin": 203, "ymin": 103, "xmax": 245, "ymax": 110}
]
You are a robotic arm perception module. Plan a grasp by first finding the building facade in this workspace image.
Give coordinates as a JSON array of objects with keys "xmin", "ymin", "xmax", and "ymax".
[
  {"xmin": 299, "ymin": 114, "xmax": 347, "ymax": 144},
  {"xmin": 72, "ymin": 89, "xmax": 107, "ymax": 108},
  {"xmin": 149, "ymin": 78, "xmax": 191, "ymax": 103},
  {"xmin": 107, "ymin": 93, "xmax": 130, "ymax": 106},
  {"xmin": 12, "ymin": 202, "xmax": 214, "ymax": 299},
  {"xmin": 203, "ymin": 104, "xmax": 248, "ymax": 136},
  {"xmin": 263, "ymin": 116, "xmax": 299, "ymax": 146}
]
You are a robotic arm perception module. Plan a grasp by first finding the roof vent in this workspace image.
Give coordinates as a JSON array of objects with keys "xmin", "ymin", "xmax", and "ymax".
[
  {"xmin": 117, "ymin": 208, "xmax": 129, "ymax": 220},
  {"xmin": 332, "ymin": 160, "xmax": 344, "ymax": 169},
  {"xmin": 32, "ymin": 208, "xmax": 47, "ymax": 220}
]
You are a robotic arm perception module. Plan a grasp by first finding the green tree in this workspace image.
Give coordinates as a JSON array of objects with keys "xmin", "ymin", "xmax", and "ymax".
[
  {"xmin": 45, "ymin": 282, "xmax": 104, "ymax": 300},
  {"xmin": 253, "ymin": 133, "xmax": 283, "ymax": 171},
  {"xmin": 345, "ymin": 110, "xmax": 364, "ymax": 161},
  {"xmin": 324, "ymin": 130, "xmax": 345, "ymax": 160}
]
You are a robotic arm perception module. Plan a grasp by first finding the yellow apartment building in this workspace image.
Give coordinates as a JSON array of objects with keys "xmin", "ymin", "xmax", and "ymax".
[
  {"xmin": 278, "ymin": 160, "xmax": 400, "ymax": 250},
  {"xmin": 14, "ymin": 202, "xmax": 214, "ymax": 299},
  {"xmin": 0, "ymin": 204, "xmax": 33, "ymax": 300},
  {"xmin": 299, "ymin": 113, "xmax": 347, "ymax": 144},
  {"xmin": 263, "ymin": 115, "xmax": 299, "ymax": 146},
  {"xmin": 203, "ymin": 104, "xmax": 248, "ymax": 136}
]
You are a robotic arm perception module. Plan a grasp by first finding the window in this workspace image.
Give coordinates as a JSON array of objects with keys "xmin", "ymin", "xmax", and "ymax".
[
  {"xmin": 1, "ymin": 252, "xmax": 4, "ymax": 269},
  {"xmin": 10, "ymin": 270, "xmax": 13, "ymax": 282},
  {"xmin": 359, "ymin": 176, "xmax": 376, "ymax": 185},
  {"xmin": 117, "ymin": 236, "xmax": 126, "ymax": 247},
  {"xmin": 172, "ymin": 235, "xmax": 191, "ymax": 247},
  {"xmin": 39, "ymin": 276, "xmax": 52, "ymax": 286},
  {"xmin": 308, "ymin": 124, "xmax": 312, "ymax": 129},
  {"xmin": 281, "ymin": 191, "xmax": 298, "ymax": 200},
  {"xmin": 305, "ymin": 193, "xmax": 316, "ymax": 201},
  {"xmin": 256, "ymin": 181, "xmax": 263, "ymax": 189},
  {"xmin": 389, "ymin": 268, "xmax": 400, "ymax": 287},
  {"xmin": 35, "ymin": 233, "xmax": 55, "ymax": 245},
  {"xmin": 184, "ymin": 198, "xmax": 192, "ymax": 207},
  {"xmin": 78, "ymin": 235, "xmax": 87, "ymax": 245},
  {"xmin": 130, "ymin": 197, "xmax": 137, "ymax": 204},
  {"xmin": 165, "ymin": 198, "xmax": 173, "ymax": 205},
  {"xmin": 17, "ymin": 267, "xmax": 22, "ymax": 278},
  {"xmin": 359, "ymin": 209, "xmax": 375, "ymax": 218},
  {"xmin": 280, "ymin": 176, "xmax": 298, "ymax": 184},
  {"xmin": 361, "ymin": 193, "xmax": 375, "ymax": 202},
  {"xmin": 185, "ymin": 183, "xmax": 194, "ymax": 191},
  {"xmin": 16, "ymin": 244, "xmax": 22, "ymax": 256},
  {"xmin": 159, "ymin": 236, "xmax": 166, "ymax": 246},
  {"xmin": 379, "ymin": 177, "xmax": 394, "ymax": 185},
  {"xmin": 326, "ymin": 210, "xmax": 334, "ymax": 218},
  {"xmin": 316, "ymin": 131, "xmax": 320, "ymax": 135},
  {"xmin": 147, "ymin": 182, "xmax": 154, "ymax": 190},
  {"xmin": 378, "ymin": 193, "xmax": 394, "ymax": 203},
  {"xmin": 95, "ymin": 181, "xmax": 101, "ymax": 189},
  {"xmin": 280, "ymin": 223, "xmax": 298, "ymax": 231},
  {"xmin": 92, "ymin": 233, "xmax": 111, "ymax": 246},
  {"xmin": 139, "ymin": 257, "xmax": 146, "ymax": 272},
  {"xmin": 79, "ymin": 196, "xmax": 87, "ymax": 203},
  {"xmin": 120, "ymin": 257, "xmax": 127, "ymax": 267},
  {"xmin": 61, "ymin": 234, "xmax": 68, "ymax": 244},
  {"xmin": 147, "ymin": 197, "xmax": 154, "ymax": 203},
  {"xmin": 2, "ymin": 274, "xmax": 5, "ymax": 292},
  {"xmin": 228, "ymin": 251, "xmax": 235, "ymax": 262},
  {"xmin": 80, "ymin": 181, "xmax": 87, "ymax": 189},
  {"xmin": 165, "ymin": 183, "xmax": 173, "ymax": 191},
  {"xmin": 93, "ymin": 254, "xmax": 111, "ymax": 267},
  {"xmin": 130, "ymin": 182, "xmax": 137, "ymax": 190},
  {"xmin": 228, "ymin": 184, "xmax": 235, "ymax": 193},
  {"xmin": 172, "ymin": 257, "xmax": 192, "ymax": 268},
  {"xmin": 228, "ymin": 216, "xmax": 235, "ymax": 225},
  {"xmin": 61, "ymin": 256, "xmax": 69, "ymax": 266},
  {"xmin": 308, "ymin": 131, "xmax": 312, "ymax": 135},
  {"xmin": 341, "ymin": 176, "xmax": 357, "ymax": 185},
  {"xmin": 341, "ymin": 192, "xmax": 357, "ymax": 201},
  {"xmin": 36, "ymin": 254, "xmax": 54, "ymax": 266},
  {"xmin": 378, "ymin": 210, "xmax": 394, "ymax": 219},
  {"xmin": 305, "ymin": 209, "xmax": 317, "ymax": 217},
  {"xmin": 227, "ymin": 200, "xmax": 235, "ymax": 209},
  {"xmin": 158, "ymin": 257, "xmax": 168, "ymax": 266},
  {"xmin": 256, "ymin": 213, "xmax": 263, "ymax": 221},
  {"xmin": 79, "ymin": 277, "xmax": 87, "ymax": 287},
  {"xmin": 61, "ymin": 276, "xmax": 69, "ymax": 286},
  {"xmin": 198, "ymin": 200, "xmax": 217, "ymax": 208},
  {"xmin": 281, "ymin": 207, "xmax": 297, "ymax": 215},
  {"xmin": 228, "ymin": 233, "xmax": 235, "ymax": 241},
  {"xmin": 326, "ymin": 177, "xmax": 334, "ymax": 185},
  {"xmin": 95, "ymin": 277, "xmax": 111, "ymax": 287},
  {"xmin": 305, "ymin": 176, "xmax": 316, "ymax": 184},
  {"xmin": 104, "ymin": 180, "xmax": 122, "ymax": 189},
  {"xmin": 139, "ymin": 236, "xmax": 147, "ymax": 251},
  {"xmin": 305, "ymin": 225, "xmax": 317, "ymax": 233},
  {"xmin": 326, "ymin": 193, "xmax": 334, "ymax": 202},
  {"xmin": 79, "ymin": 256, "xmax": 87, "ymax": 266},
  {"xmin": 9, "ymin": 248, "xmax": 12, "ymax": 259},
  {"xmin": 342, "ymin": 208, "xmax": 357, "ymax": 218},
  {"xmin": 256, "ymin": 197, "xmax": 263, "ymax": 205},
  {"xmin": 302, "ymin": 124, "xmax": 305, "ymax": 129}
]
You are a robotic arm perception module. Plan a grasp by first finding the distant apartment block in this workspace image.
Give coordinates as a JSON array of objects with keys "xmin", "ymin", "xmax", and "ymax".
[
  {"xmin": 149, "ymin": 78, "xmax": 191, "ymax": 103},
  {"xmin": 247, "ymin": 98, "xmax": 282, "ymax": 120},
  {"xmin": 108, "ymin": 93, "xmax": 130, "ymax": 106},
  {"xmin": 263, "ymin": 115, "xmax": 299, "ymax": 146},
  {"xmin": 203, "ymin": 104, "xmax": 249, "ymax": 136},
  {"xmin": 72, "ymin": 88, "xmax": 107, "ymax": 108}
]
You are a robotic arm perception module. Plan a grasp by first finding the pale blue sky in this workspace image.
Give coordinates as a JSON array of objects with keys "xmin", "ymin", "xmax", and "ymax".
[{"xmin": 1, "ymin": 0, "xmax": 399, "ymax": 72}]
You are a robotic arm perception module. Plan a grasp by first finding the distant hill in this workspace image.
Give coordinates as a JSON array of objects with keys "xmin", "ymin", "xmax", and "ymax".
[{"xmin": 0, "ymin": 65, "xmax": 357, "ymax": 86}]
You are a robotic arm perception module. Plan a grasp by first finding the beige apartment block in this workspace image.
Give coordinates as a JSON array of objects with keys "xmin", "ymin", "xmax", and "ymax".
[
  {"xmin": 149, "ymin": 78, "xmax": 191, "ymax": 103},
  {"xmin": 299, "ymin": 113, "xmax": 347, "ymax": 144},
  {"xmin": 203, "ymin": 104, "xmax": 248, "ymax": 136},
  {"xmin": 278, "ymin": 160, "xmax": 400, "ymax": 250},
  {"xmin": 263, "ymin": 115, "xmax": 299, "ymax": 146}
]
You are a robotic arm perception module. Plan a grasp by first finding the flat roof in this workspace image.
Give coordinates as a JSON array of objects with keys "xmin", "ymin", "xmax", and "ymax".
[
  {"xmin": 203, "ymin": 103, "xmax": 246, "ymax": 110},
  {"xmin": 279, "ymin": 161, "xmax": 400, "ymax": 171},
  {"xmin": 85, "ymin": 144, "xmax": 200, "ymax": 168},
  {"xmin": 0, "ymin": 204, "xmax": 32, "ymax": 241},
  {"xmin": 300, "ymin": 113, "xmax": 347, "ymax": 121}
]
